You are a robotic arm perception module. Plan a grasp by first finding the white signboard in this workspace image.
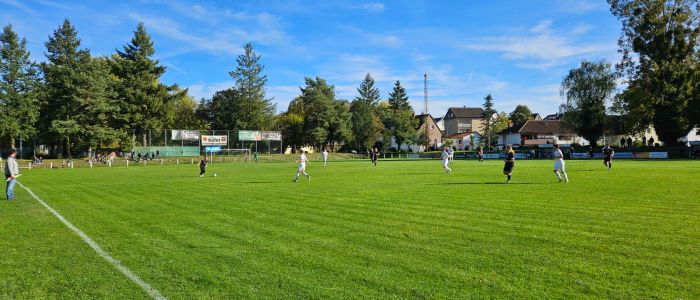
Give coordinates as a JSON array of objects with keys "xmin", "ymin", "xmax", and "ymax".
[
  {"xmin": 171, "ymin": 130, "xmax": 200, "ymax": 141},
  {"xmin": 261, "ymin": 131, "xmax": 282, "ymax": 141},
  {"xmin": 649, "ymin": 152, "xmax": 668, "ymax": 159},
  {"xmin": 201, "ymin": 135, "xmax": 228, "ymax": 145}
]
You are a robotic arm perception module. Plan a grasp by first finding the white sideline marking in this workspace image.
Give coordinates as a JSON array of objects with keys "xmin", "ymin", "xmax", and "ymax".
[{"xmin": 17, "ymin": 182, "xmax": 167, "ymax": 300}]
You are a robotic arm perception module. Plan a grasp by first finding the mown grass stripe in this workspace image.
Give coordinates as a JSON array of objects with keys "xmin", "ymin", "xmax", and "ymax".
[{"xmin": 17, "ymin": 181, "xmax": 167, "ymax": 300}]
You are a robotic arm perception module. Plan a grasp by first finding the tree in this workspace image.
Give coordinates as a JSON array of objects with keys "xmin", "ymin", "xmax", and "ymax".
[
  {"xmin": 351, "ymin": 74, "xmax": 384, "ymax": 150},
  {"xmin": 508, "ymin": 105, "xmax": 533, "ymax": 128},
  {"xmin": 350, "ymin": 99, "xmax": 383, "ymax": 150},
  {"xmin": 327, "ymin": 99, "xmax": 352, "ymax": 151},
  {"xmin": 480, "ymin": 94, "xmax": 497, "ymax": 150},
  {"xmin": 228, "ymin": 42, "xmax": 276, "ymax": 130},
  {"xmin": 560, "ymin": 60, "xmax": 617, "ymax": 147},
  {"xmin": 41, "ymin": 19, "xmax": 121, "ymax": 157},
  {"xmin": 387, "ymin": 80, "xmax": 410, "ymax": 110},
  {"xmin": 172, "ymin": 90, "xmax": 209, "ymax": 129},
  {"xmin": 0, "ymin": 24, "xmax": 41, "ymax": 149},
  {"xmin": 110, "ymin": 23, "xmax": 180, "ymax": 146},
  {"xmin": 355, "ymin": 73, "xmax": 381, "ymax": 106},
  {"xmin": 298, "ymin": 77, "xmax": 336, "ymax": 148},
  {"xmin": 386, "ymin": 80, "xmax": 417, "ymax": 149},
  {"xmin": 608, "ymin": 0, "xmax": 700, "ymax": 145}
]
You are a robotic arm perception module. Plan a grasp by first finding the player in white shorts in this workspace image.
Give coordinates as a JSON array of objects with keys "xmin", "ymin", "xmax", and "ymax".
[
  {"xmin": 322, "ymin": 148, "xmax": 328, "ymax": 167},
  {"xmin": 441, "ymin": 147, "xmax": 451, "ymax": 174},
  {"xmin": 294, "ymin": 150, "xmax": 311, "ymax": 182},
  {"xmin": 552, "ymin": 144, "xmax": 569, "ymax": 183}
]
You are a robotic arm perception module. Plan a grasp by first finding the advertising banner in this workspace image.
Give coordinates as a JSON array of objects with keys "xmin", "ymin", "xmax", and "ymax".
[
  {"xmin": 171, "ymin": 130, "xmax": 200, "ymax": 141},
  {"xmin": 201, "ymin": 135, "xmax": 227, "ymax": 145},
  {"xmin": 261, "ymin": 131, "xmax": 282, "ymax": 141},
  {"xmin": 204, "ymin": 146, "xmax": 222, "ymax": 153},
  {"xmin": 614, "ymin": 152, "xmax": 634, "ymax": 159},
  {"xmin": 238, "ymin": 130, "xmax": 262, "ymax": 141},
  {"xmin": 648, "ymin": 152, "xmax": 668, "ymax": 159}
]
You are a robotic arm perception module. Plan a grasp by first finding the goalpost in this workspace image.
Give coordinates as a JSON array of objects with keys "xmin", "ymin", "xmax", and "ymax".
[{"xmin": 221, "ymin": 148, "xmax": 251, "ymax": 161}]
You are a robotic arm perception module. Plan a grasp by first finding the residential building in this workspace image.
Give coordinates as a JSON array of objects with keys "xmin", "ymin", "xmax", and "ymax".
[
  {"xmin": 446, "ymin": 132, "xmax": 482, "ymax": 150},
  {"xmin": 434, "ymin": 117, "xmax": 445, "ymax": 132},
  {"xmin": 390, "ymin": 113, "xmax": 443, "ymax": 152},
  {"xmin": 443, "ymin": 107, "xmax": 485, "ymax": 137},
  {"xmin": 519, "ymin": 120, "xmax": 581, "ymax": 146}
]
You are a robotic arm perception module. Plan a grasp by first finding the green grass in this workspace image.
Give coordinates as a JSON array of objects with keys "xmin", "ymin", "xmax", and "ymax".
[{"xmin": 1, "ymin": 159, "xmax": 698, "ymax": 299}]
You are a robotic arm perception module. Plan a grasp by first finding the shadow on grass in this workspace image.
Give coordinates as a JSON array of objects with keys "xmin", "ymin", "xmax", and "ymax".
[{"xmin": 430, "ymin": 182, "xmax": 545, "ymax": 185}]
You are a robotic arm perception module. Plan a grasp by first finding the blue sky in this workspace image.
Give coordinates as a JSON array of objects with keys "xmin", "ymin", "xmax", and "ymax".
[{"xmin": 1, "ymin": 0, "xmax": 621, "ymax": 117}]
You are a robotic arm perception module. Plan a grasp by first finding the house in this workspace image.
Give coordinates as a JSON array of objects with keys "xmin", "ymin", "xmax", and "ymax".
[
  {"xmin": 531, "ymin": 113, "xmax": 542, "ymax": 120},
  {"xmin": 443, "ymin": 107, "xmax": 486, "ymax": 137},
  {"xmin": 390, "ymin": 113, "xmax": 443, "ymax": 152},
  {"xmin": 543, "ymin": 113, "xmax": 563, "ymax": 121},
  {"xmin": 497, "ymin": 123, "xmax": 525, "ymax": 147},
  {"xmin": 446, "ymin": 132, "xmax": 482, "ymax": 150},
  {"xmin": 602, "ymin": 116, "xmax": 661, "ymax": 146},
  {"xmin": 433, "ymin": 117, "xmax": 445, "ymax": 132},
  {"xmin": 519, "ymin": 120, "xmax": 581, "ymax": 146},
  {"xmin": 681, "ymin": 127, "xmax": 700, "ymax": 146}
]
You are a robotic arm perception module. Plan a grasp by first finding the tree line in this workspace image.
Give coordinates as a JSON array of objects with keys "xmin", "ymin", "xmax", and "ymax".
[{"xmin": 560, "ymin": 0, "xmax": 699, "ymax": 147}]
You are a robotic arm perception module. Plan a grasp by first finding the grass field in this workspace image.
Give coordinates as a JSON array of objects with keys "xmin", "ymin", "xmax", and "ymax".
[{"xmin": 0, "ymin": 158, "xmax": 698, "ymax": 299}]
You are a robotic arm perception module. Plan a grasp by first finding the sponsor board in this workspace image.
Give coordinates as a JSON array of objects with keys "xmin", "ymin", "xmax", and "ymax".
[
  {"xmin": 239, "ymin": 130, "xmax": 282, "ymax": 141},
  {"xmin": 204, "ymin": 146, "xmax": 222, "ymax": 153},
  {"xmin": 201, "ymin": 135, "xmax": 228, "ymax": 145},
  {"xmin": 261, "ymin": 131, "xmax": 282, "ymax": 141},
  {"xmin": 171, "ymin": 130, "xmax": 200, "ymax": 141}
]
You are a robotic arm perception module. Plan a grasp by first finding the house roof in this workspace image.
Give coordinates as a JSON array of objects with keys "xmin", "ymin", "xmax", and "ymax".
[
  {"xmin": 499, "ymin": 123, "xmax": 525, "ymax": 134},
  {"xmin": 543, "ymin": 113, "xmax": 563, "ymax": 120},
  {"xmin": 433, "ymin": 117, "xmax": 443, "ymax": 123},
  {"xmin": 531, "ymin": 113, "xmax": 542, "ymax": 120},
  {"xmin": 519, "ymin": 120, "xmax": 564, "ymax": 134},
  {"xmin": 415, "ymin": 114, "xmax": 444, "ymax": 134},
  {"xmin": 447, "ymin": 132, "xmax": 472, "ymax": 139},
  {"xmin": 445, "ymin": 107, "xmax": 484, "ymax": 119}
]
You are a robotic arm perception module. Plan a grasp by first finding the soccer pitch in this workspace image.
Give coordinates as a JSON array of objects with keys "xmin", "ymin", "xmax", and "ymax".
[{"xmin": 0, "ymin": 159, "xmax": 698, "ymax": 299}]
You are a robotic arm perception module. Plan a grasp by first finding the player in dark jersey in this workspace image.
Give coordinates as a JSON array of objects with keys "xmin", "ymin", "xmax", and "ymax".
[
  {"xmin": 503, "ymin": 145, "xmax": 515, "ymax": 184},
  {"xmin": 602, "ymin": 144, "xmax": 614, "ymax": 171},
  {"xmin": 199, "ymin": 156, "xmax": 208, "ymax": 177},
  {"xmin": 371, "ymin": 148, "xmax": 379, "ymax": 166}
]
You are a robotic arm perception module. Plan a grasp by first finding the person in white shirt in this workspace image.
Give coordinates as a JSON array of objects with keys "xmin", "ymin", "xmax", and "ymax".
[
  {"xmin": 5, "ymin": 149, "xmax": 19, "ymax": 200},
  {"xmin": 322, "ymin": 148, "xmax": 328, "ymax": 167},
  {"xmin": 294, "ymin": 150, "xmax": 311, "ymax": 182},
  {"xmin": 448, "ymin": 147, "xmax": 454, "ymax": 162},
  {"xmin": 441, "ymin": 147, "xmax": 451, "ymax": 174},
  {"xmin": 552, "ymin": 144, "xmax": 569, "ymax": 183}
]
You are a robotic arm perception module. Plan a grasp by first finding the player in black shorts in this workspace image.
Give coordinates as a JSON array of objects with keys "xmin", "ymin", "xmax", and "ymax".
[
  {"xmin": 199, "ymin": 156, "xmax": 208, "ymax": 177},
  {"xmin": 602, "ymin": 144, "xmax": 614, "ymax": 171},
  {"xmin": 503, "ymin": 145, "xmax": 515, "ymax": 183}
]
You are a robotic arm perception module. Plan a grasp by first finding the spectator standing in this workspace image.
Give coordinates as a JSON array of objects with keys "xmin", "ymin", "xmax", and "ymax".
[{"xmin": 5, "ymin": 149, "xmax": 19, "ymax": 200}]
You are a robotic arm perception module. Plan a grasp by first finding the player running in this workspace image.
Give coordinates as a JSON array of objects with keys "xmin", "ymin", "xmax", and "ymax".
[
  {"xmin": 322, "ymin": 148, "xmax": 328, "ymax": 167},
  {"xmin": 294, "ymin": 150, "xmax": 311, "ymax": 182},
  {"xmin": 198, "ymin": 156, "xmax": 208, "ymax": 177},
  {"xmin": 602, "ymin": 144, "xmax": 614, "ymax": 171},
  {"xmin": 441, "ymin": 147, "xmax": 452, "ymax": 174},
  {"xmin": 552, "ymin": 144, "xmax": 569, "ymax": 183},
  {"xmin": 503, "ymin": 145, "xmax": 515, "ymax": 183},
  {"xmin": 371, "ymin": 148, "xmax": 379, "ymax": 166}
]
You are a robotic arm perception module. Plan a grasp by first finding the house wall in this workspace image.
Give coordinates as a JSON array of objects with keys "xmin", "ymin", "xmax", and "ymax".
[
  {"xmin": 498, "ymin": 133, "xmax": 521, "ymax": 146},
  {"xmin": 444, "ymin": 118, "xmax": 485, "ymax": 136}
]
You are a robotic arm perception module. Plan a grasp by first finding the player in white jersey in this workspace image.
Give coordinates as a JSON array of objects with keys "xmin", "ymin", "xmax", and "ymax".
[
  {"xmin": 294, "ymin": 150, "xmax": 311, "ymax": 182},
  {"xmin": 552, "ymin": 144, "xmax": 569, "ymax": 183},
  {"xmin": 441, "ymin": 147, "xmax": 452, "ymax": 174},
  {"xmin": 322, "ymin": 148, "xmax": 328, "ymax": 167}
]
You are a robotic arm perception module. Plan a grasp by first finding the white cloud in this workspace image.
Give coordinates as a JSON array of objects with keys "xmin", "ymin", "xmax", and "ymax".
[
  {"xmin": 464, "ymin": 20, "xmax": 615, "ymax": 70},
  {"xmin": 1, "ymin": 0, "xmax": 34, "ymax": 13},
  {"xmin": 361, "ymin": 2, "xmax": 385, "ymax": 13},
  {"xmin": 129, "ymin": 12, "xmax": 287, "ymax": 57}
]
